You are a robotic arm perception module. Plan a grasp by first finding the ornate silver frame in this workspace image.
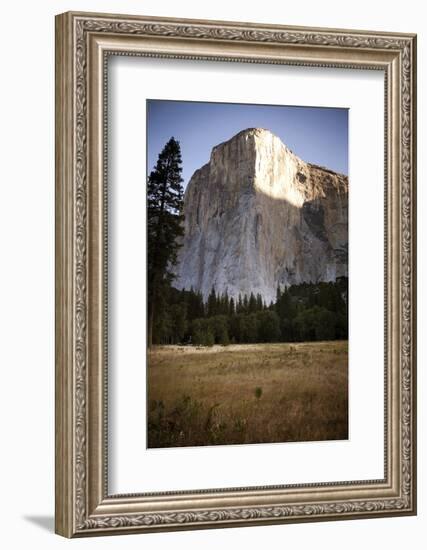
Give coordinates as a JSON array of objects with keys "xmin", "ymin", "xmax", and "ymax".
[{"xmin": 55, "ymin": 11, "xmax": 417, "ymax": 537}]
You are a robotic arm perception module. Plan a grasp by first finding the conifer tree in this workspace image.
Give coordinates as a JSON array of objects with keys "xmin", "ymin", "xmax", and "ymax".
[
  {"xmin": 207, "ymin": 286, "xmax": 217, "ymax": 317},
  {"xmin": 237, "ymin": 294, "xmax": 243, "ymax": 314},
  {"xmin": 147, "ymin": 137, "xmax": 184, "ymax": 347},
  {"xmin": 249, "ymin": 292, "xmax": 257, "ymax": 313}
]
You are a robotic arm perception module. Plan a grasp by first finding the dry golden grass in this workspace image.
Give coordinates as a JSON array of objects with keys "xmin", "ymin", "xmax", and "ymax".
[{"xmin": 147, "ymin": 341, "xmax": 348, "ymax": 448}]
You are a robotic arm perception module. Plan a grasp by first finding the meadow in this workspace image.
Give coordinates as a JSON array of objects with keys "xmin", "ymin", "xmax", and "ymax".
[{"xmin": 147, "ymin": 341, "xmax": 348, "ymax": 448}]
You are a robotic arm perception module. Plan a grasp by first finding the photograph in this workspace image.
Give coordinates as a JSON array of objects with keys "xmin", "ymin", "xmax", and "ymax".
[{"xmin": 146, "ymin": 100, "xmax": 349, "ymax": 448}]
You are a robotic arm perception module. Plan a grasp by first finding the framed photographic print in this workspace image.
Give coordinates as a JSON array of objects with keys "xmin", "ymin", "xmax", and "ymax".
[{"xmin": 55, "ymin": 11, "xmax": 417, "ymax": 537}]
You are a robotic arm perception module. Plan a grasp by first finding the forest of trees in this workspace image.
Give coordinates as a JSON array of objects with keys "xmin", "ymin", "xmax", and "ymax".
[
  {"xmin": 147, "ymin": 137, "xmax": 348, "ymax": 347},
  {"xmin": 151, "ymin": 277, "xmax": 348, "ymax": 346}
]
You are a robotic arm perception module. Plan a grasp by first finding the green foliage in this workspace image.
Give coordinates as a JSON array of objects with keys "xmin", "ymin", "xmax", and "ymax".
[
  {"xmin": 191, "ymin": 315, "xmax": 230, "ymax": 346},
  {"xmin": 169, "ymin": 303, "xmax": 187, "ymax": 343},
  {"xmin": 151, "ymin": 279, "xmax": 348, "ymax": 346},
  {"xmin": 147, "ymin": 137, "xmax": 185, "ymax": 346},
  {"xmin": 294, "ymin": 306, "xmax": 336, "ymax": 341},
  {"xmin": 275, "ymin": 279, "xmax": 348, "ymax": 342},
  {"xmin": 192, "ymin": 318, "xmax": 215, "ymax": 347},
  {"xmin": 256, "ymin": 310, "xmax": 281, "ymax": 342},
  {"xmin": 211, "ymin": 315, "xmax": 230, "ymax": 346},
  {"xmin": 238, "ymin": 313, "xmax": 259, "ymax": 343}
]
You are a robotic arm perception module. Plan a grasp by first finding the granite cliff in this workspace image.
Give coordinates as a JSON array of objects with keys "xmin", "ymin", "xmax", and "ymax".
[{"xmin": 174, "ymin": 128, "xmax": 348, "ymax": 304}]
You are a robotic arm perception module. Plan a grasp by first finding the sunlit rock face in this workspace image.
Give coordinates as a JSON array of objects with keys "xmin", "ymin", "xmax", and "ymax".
[{"xmin": 174, "ymin": 128, "xmax": 348, "ymax": 304}]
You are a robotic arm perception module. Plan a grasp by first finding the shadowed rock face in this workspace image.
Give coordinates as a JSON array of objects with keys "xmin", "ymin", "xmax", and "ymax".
[{"xmin": 174, "ymin": 128, "xmax": 348, "ymax": 304}]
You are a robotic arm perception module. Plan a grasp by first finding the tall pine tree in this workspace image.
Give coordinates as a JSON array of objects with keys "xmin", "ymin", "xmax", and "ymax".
[{"xmin": 147, "ymin": 137, "xmax": 184, "ymax": 347}]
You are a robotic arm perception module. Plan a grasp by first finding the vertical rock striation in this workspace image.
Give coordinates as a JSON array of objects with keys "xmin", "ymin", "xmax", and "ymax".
[{"xmin": 174, "ymin": 128, "xmax": 348, "ymax": 304}]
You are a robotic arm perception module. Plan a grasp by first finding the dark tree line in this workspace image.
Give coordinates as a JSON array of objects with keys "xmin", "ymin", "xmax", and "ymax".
[{"xmin": 151, "ymin": 277, "xmax": 348, "ymax": 346}]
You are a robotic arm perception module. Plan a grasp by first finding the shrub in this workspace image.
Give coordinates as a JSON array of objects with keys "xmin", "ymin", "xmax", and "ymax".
[{"xmin": 256, "ymin": 310, "xmax": 281, "ymax": 342}]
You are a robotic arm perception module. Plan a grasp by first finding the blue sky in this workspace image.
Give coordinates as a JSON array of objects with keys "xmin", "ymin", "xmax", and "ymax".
[{"xmin": 147, "ymin": 100, "xmax": 348, "ymax": 190}]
